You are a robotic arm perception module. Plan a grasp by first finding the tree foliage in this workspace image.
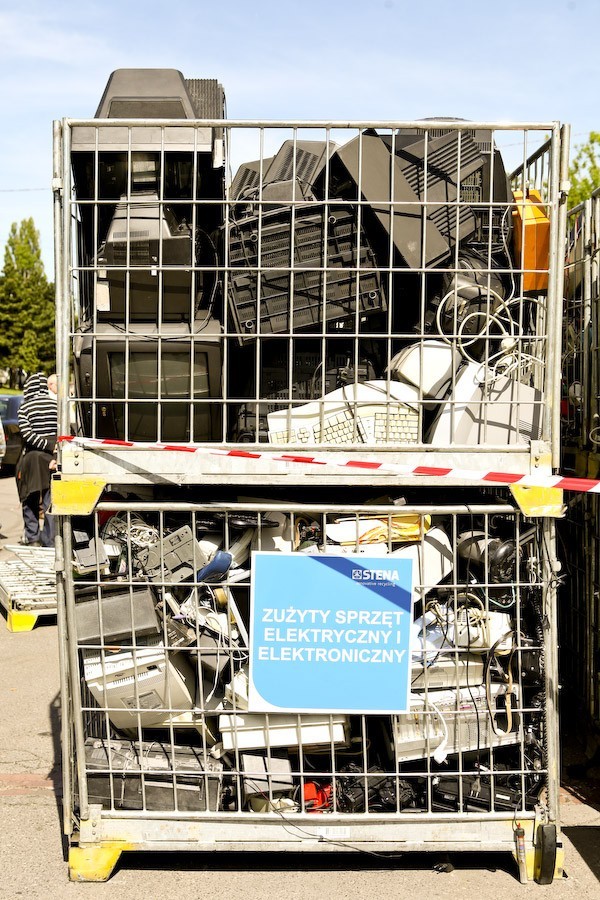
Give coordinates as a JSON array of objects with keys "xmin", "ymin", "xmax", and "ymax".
[
  {"xmin": 0, "ymin": 218, "xmax": 55, "ymax": 387},
  {"xmin": 569, "ymin": 131, "xmax": 600, "ymax": 208}
]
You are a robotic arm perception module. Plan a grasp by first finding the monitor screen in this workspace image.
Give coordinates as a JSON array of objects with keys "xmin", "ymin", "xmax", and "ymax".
[
  {"xmin": 73, "ymin": 321, "xmax": 223, "ymax": 443},
  {"xmin": 109, "ymin": 351, "xmax": 210, "ymax": 400},
  {"xmin": 104, "ymin": 349, "xmax": 217, "ymax": 442}
]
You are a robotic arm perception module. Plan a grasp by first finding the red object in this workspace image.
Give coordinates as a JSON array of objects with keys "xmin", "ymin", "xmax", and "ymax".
[{"xmin": 303, "ymin": 782, "xmax": 332, "ymax": 811}]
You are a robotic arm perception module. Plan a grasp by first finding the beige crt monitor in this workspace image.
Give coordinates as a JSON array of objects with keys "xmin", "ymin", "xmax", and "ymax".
[{"xmin": 427, "ymin": 362, "xmax": 543, "ymax": 446}]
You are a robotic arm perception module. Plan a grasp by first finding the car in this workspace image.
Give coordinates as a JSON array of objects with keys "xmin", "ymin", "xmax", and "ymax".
[{"xmin": 0, "ymin": 393, "xmax": 24, "ymax": 469}]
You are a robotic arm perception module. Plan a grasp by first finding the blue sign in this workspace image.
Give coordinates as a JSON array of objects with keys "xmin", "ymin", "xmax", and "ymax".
[{"xmin": 249, "ymin": 552, "xmax": 413, "ymax": 713}]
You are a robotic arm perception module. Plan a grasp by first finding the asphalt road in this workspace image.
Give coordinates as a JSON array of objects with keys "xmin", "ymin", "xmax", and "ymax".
[{"xmin": 0, "ymin": 473, "xmax": 599, "ymax": 898}]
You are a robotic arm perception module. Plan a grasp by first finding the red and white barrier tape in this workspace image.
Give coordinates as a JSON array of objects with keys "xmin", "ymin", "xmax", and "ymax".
[{"xmin": 57, "ymin": 435, "xmax": 600, "ymax": 495}]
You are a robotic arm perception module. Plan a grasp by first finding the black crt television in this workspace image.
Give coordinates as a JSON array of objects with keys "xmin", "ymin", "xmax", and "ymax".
[
  {"xmin": 384, "ymin": 122, "xmax": 512, "ymax": 252},
  {"xmin": 73, "ymin": 319, "xmax": 223, "ymax": 442},
  {"xmin": 313, "ymin": 129, "xmax": 486, "ymax": 269}
]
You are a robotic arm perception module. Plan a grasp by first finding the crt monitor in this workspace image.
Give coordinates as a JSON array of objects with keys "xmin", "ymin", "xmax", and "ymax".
[
  {"xmin": 313, "ymin": 130, "xmax": 484, "ymax": 269},
  {"xmin": 70, "ymin": 69, "xmax": 226, "ymax": 324},
  {"xmin": 73, "ymin": 319, "xmax": 223, "ymax": 442},
  {"xmin": 386, "ymin": 122, "xmax": 512, "ymax": 251},
  {"xmin": 95, "ymin": 191, "xmax": 195, "ymax": 322}
]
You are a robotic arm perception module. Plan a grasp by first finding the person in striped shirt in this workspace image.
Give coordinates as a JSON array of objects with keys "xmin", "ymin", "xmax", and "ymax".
[{"xmin": 16, "ymin": 372, "xmax": 58, "ymax": 547}]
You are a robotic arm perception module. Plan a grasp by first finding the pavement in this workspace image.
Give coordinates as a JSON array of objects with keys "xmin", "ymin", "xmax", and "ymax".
[{"xmin": 0, "ymin": 473, "xmax": 599, "ymax": 898}]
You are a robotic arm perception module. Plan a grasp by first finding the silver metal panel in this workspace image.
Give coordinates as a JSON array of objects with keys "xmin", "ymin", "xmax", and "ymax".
[
  {"xmin": 80, "ymin": 807, "xmax": 538, "ymax": 850},
  {"xmin": 59, "ymin": 444, "xmax": 539, "ymax": 485},
  {"xmin": 70, "ymin": 124, "xmax": 214, "ymax": 152},
  {"xmin": 0, "ymin": 547, "xmax": 57, "ymax": 615}
]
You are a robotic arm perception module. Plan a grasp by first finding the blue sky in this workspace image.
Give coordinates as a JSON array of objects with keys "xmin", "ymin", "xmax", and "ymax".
[{"xmin": 0, "ymin": 0, "xmax": 596, "ymax": 276}]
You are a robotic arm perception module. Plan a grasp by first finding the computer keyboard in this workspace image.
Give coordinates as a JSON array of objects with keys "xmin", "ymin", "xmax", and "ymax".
[
  {"xmin": 313, "ymin": 411, "xmax": 367, "ymax": 444},
  {"xmin": 267, "ymin": 380, "xmax": 421, "ymax": 446},
  {"xmin": 372, "ymin": 410, "xmax": 420, "ymax": 443}
]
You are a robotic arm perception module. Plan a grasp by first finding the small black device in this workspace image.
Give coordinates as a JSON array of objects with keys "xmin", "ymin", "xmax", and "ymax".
[
  {"xmin": 337, "ymin": 763, "xmax": 414, "ymax": 812},
  {"xmin": 432, "ymin": 773, "xmax": 539, "ymax": 813}
]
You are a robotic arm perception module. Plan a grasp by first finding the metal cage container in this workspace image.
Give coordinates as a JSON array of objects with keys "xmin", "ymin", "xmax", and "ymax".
[
  {"xmin": 55, "ymin": 494, "xmax": 562, "ymax": 882},
  {"xmin": 54, "ymin": 117, "xmax": 569, "ymax": 484},
  {"xmin": 560, "ymin": 188, "xmax": 600, "ymax": 746},
  {"xmin": 52, "ymin": 98, "xmax": 568, "ymax": 884}
]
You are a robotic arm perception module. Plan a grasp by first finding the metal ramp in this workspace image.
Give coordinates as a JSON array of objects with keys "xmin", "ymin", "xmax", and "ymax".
[{"xmin": 0, "ymin": 545, "xmax": 57, "ymax": 631}]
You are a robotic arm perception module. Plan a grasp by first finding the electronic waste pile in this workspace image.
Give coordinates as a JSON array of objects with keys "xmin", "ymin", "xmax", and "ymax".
[
  {"xmin": 72, "ymin": 498, "xmax": 547, "ymax": 816},
  {"xmin": 69, "ymin": 69, "xmax": 552, "ymax": 451}
]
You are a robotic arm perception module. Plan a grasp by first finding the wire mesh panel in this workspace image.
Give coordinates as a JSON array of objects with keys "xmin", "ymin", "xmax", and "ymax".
[
  {"xmin": 563, "ymin": 189, "xmax": 600, "ymax": 453},
  {"xmin": 59, "ymin": 117, "xmax": 567, "ymax": 465},
  {"xmin": 63, "ymin": 496, "xmax": 556, "ymax": 828},
  {"xmin": 559, "ymin": 191, "xmax": 600, "ymax": 740},
  {"xmin": 559, "ymin": 492, "xmax": 600, "ymax": 733}
]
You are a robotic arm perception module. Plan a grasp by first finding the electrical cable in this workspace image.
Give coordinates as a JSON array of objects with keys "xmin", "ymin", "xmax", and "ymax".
[
  {"xmin": 238, "ymin": 766, "xmax": 413, "ymax": 859},
  {"xmin": 463, "ymin": 505, "xmax": 483, "ymax": 771}
]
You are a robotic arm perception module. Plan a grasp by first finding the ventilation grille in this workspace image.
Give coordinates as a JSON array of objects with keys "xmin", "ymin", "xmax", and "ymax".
[
  {"xmin": 231, "ymin": 163, "xmax": 263, "ymax": 200},
  {"xmin": 184, "ymin": 79, "xmax": 225, "ymax": 119},
  {"xmin": 400, "ymin": 135, "xmax": 482, "ymax": 198},
  {"xmin": 264, "ymin": 141, "xmax": 330, "ymax": 187}
]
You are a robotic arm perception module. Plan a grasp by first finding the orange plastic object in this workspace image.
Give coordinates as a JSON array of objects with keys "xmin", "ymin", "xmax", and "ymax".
[
  {"xmin": 304, "ymin": 781, "xmax": 333, "ymax": 810},
  {"xmin": 512, "ymin": 189, "xmax": 551, "ymax": 292}
]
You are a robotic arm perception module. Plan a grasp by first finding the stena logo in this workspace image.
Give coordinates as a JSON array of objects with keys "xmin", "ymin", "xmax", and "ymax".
[{"xmin": 351, "ymin": 569, "xmax": 400, "ymax": 581}]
